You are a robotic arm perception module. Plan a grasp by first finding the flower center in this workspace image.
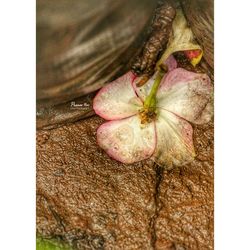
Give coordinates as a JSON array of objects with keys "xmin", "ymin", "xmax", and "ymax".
[
  {"xmin": 139, "ymin": 69, "xmax": 164, "ymax": 124},
  {"xmin": 138, "ymin": 107, "xmax": 157, "ymax": 124}
]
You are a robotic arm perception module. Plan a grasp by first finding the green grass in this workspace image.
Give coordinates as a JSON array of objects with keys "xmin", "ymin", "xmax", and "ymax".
[{"xmin": 36, "ymin": 238, "xmax": 72, "ymax": 250}]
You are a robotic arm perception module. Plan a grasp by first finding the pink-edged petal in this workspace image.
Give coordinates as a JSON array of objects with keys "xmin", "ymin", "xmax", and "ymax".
[
  {"xmin": 132, "ymin": 55, "xmax": 177, "ymax": 101},
  {"xmin": 153, "ymin": 109, "xmax": 195, "ymax": 167},
  {"xmin": 93, "ymin": 71, "xmax": 143, "ymax": 120},
  {"xmin": 157, "ymin": 68, "xmax": 213, "ymax": 124},
  {"xmin": 97, "ymin": 115, "xmax": 156, "ymax": 164}
]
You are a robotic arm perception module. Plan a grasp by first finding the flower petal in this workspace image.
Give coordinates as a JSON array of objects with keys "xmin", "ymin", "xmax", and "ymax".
[
  {"xmin": 133, "ymin": 55, "xmax": 177, "ymax": 101},
  {"xmin": 162, "ymin": 54, "xmax": 178, "ymax": 72},
  {"xmin": 132, "ymin": 73, "xmax": 156, "ymax": 102},
  {"xmin": 157, "ymin": 68, "xmax": 213, "ymax": 124},
  {"xmin": 97, "ymin": 115, "xmax": 156, "ymax": 164},
  {"xmin": 156, "ymin": 9, "xmax": 202, "ymax": 69},
  {"xmin": 153, "ymin": 109, "xmax": 195, "ymax": 167},
  {"xmin": 93, "ymin": 71, "xmax": 142, "ymax": 120}
]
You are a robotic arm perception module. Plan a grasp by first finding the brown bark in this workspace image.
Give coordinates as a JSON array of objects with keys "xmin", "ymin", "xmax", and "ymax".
[
  {"xmin": 131, "ymin": 0, "xmax": 176, "ymax": 79},
  {"xmin": 37, "ymin": 115, "xmax": 213, "ymax": 249}
]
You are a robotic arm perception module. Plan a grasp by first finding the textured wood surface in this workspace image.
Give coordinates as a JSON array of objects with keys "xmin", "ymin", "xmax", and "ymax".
[{"xmin": 37, "ymin": 116, "xmax": 213, "ymax": 250}]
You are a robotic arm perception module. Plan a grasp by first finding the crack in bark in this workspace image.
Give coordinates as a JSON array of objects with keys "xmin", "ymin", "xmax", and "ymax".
[{"xmin": 150, "ymin": 164, "xmax": 164, "ymax": 250}]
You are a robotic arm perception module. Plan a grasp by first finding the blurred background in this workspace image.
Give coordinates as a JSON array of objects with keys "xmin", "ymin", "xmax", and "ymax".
[{"xmin": 36, "ymin": 0, "xmax": 158, "ymax": 129}]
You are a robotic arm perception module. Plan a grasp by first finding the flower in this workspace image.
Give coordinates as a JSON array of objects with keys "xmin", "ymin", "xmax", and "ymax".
[
  {"xmin": 93, "ymin": 58, "xmax": 213, "ymax": 167},
  {"xmin": 156, "ymin": 9, "xmax": 203, "ymax": 69}
]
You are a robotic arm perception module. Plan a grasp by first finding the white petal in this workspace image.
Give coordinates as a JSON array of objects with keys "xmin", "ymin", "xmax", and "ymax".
[
  {"xmin": 153, "ymin": 109, "xmax": 195, "ymax": 167},
  {"xmin": 97, "ymin": 115, "xmax": 156, "ymax": 164},
  {"xmin": 132, "ymin": 73, "xmax": 156, "ymax": 101},
  {"xmin": 93, "ymin": 71, "xmax": 142, "ymax": 120},
  {"xmin": 157, "ymin": 68, "xmax": 213, "ymax": 124}
]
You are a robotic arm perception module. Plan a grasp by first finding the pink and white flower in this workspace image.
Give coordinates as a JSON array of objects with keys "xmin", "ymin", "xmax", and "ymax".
[{"xmin": 93, "ymin": 62, "xmax": 213, "ymax": 166}]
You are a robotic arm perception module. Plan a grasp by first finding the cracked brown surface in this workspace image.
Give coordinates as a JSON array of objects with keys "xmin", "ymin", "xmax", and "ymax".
[
  {"xmin": 37, "ymin": 117, "xmax": 157, "ymax": 249},
  {"xmin": 155, "ymin": 122, "xmax": 214, "ymax": 250},
  {"xmin": 37, "ymin": 115, "xmax": 213, "ymax": 249}
]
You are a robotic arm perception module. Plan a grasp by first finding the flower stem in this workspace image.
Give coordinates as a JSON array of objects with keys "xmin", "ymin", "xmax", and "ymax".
[{"xmin": 144, "ymin": 69, "xmax": 164, "ymax": 110}]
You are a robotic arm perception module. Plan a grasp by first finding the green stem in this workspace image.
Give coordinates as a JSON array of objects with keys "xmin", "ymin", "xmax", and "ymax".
[{"xmin": 144, "ymin": 69, "xmax": 164, "ymax": 110}]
